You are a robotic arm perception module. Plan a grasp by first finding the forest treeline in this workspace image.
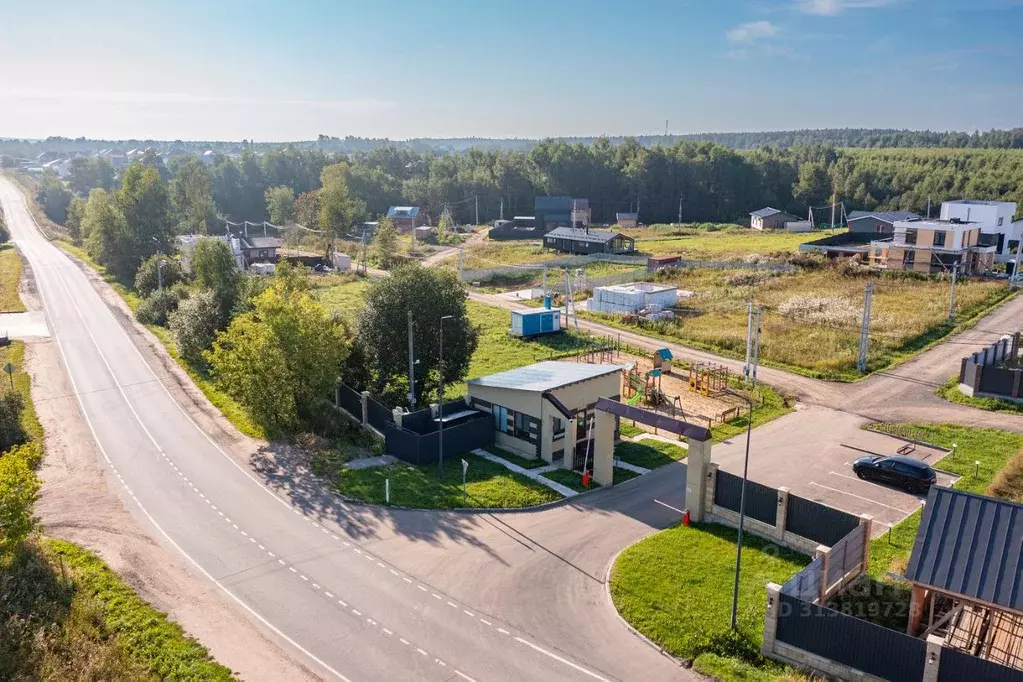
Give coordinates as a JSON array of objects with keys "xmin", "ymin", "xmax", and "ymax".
[{"xmin": 29, "ymin": 139, "xmax": 1023, "ymax": 230}]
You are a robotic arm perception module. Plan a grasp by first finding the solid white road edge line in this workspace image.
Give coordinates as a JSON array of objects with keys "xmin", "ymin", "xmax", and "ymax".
[{"xmin": 513, "ymin": 636, "xmax": 611, "ymax": 682}]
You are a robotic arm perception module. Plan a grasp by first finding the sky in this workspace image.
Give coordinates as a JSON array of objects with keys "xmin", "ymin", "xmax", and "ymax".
[{"xmin": 0, "ymin": 0, "xmax": 1021, "ymax": 141}]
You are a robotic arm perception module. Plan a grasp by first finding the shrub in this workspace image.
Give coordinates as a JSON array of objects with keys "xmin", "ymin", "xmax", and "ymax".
[
  {"xmin": 724, "ymin": 270, "xmax": 779, "ymax": 287},
  {"xmin": 136, "ymin": 285, "xmax": 188, "ymax": 326},
  {"xmin": 133, "ymin": 253, "xmax": 183, "ymax": 298},
  {"xmin": 0, "ymin": 392, "xmax": 27, "ymax": 454},
  {"xmin": 0, "ymin": 215, "xmax": 8, "ymax": 244},
  {"xmin": 787, "ymin": 251, "xmax": 826, "ymax": 270},
  {"xmin": 836, "ymin": 257, "xmax": 871, "ymax": 278},
  {"xmin": 169, "ymin": 289, "xmax": 221, "ymax": 366},
  {"xmin": 0, "ymin": 454, "xmax": 40, "ymax": 552}
]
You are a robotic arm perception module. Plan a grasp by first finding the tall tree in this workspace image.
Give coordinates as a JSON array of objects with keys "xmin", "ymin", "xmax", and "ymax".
[
  {"xmin": 357, "ymin": 264, "xmax": 478, "ymax": 406},
  {"xmin": 318, "ymin": 163, "xmax": 366, "ymax": 252},
  {"xmin": 35, "ymin": 171, "xmax": 72, "ymax": 224},
  {"xmin": 265, "ymin": 185, "xmax": 295, "ymax": 224},
  {"xmin": 190, "ymin": 237, "xmax": 239, "ymax": 322},
  {"xmin": 118, "ymin": 161, "xmax": 172, "ymax": 260},
  {"xmin": 371, "ymin": 217, "xmax": 399, "ymax": 269},
  {"xmin": 83, "ymin": 188, "xmax": 136, "ymax": 282},
  {"xmin": 171, "ymin": 158, "xmax": 218, "ymax": 234}
]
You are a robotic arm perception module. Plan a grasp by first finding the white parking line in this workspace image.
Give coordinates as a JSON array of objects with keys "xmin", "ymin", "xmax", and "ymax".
[{"xmin": 809, "ymin": 481, "xmax": 913, "ymax": 512}]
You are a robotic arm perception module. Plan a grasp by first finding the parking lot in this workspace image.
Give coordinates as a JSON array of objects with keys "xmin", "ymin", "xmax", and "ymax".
[{"xmin": 711, "ymin": 405, "xmax": 960, "ymax": 533}]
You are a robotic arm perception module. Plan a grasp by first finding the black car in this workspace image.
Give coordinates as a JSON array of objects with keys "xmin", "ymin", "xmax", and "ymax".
[{"xmin": 852, "ymin": 455, "xmax": 937, "ymax": 494}]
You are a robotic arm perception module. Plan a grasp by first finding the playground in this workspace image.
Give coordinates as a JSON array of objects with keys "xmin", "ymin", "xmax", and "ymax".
[{"xmin": 617, "ymin": 350, "xmax": 747, "ymax": 432}]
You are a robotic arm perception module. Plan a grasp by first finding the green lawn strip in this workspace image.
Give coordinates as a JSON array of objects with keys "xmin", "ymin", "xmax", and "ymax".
[
  {"xmin": 1, "ymin": 341, "xmax": 43, "ymax": 443},
  {"xmin": 319, "ymin": 452, "xmax": 562, "ymax": 509},
  {"xmin": 619, "ymin": 422, "xmax": 644, "ymax": 438},
  {"xmin": 693, "ymin": 652, "xmax": 803, "ymax": 682},
  {"xmin": 146, "ymin": 325, "xmax": 266, "ymax": 440},
  {"xmin": 56, "ymin": 240, "xmax": 142, "ymax": 312},
  {"xmin": 615, "ymin": 440, "xmax": 687, "ymax": 469},
  {"xmin": 538, "ymin": 467, "xmax": 601, "ymax": 492},
  {"xmin": 0, "ymin": 245, "xmax": 26, "ymax": 312},
  {"xmin": 43, "ymin": 539, "xmax": 235, "ymax": 680},
  {"xmin": 610, "ymin": 522, "xmax": 805, "ymax": 671},
  {"xmin": 483, "ymin": 446, "xmax": 550, "ymax": 469},
  {"xmin": 935, "ymin": 375, "xmax": 1023, "ymax": 414}
]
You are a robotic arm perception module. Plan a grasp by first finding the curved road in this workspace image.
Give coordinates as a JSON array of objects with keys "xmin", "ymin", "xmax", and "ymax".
[{"xmin": 0, "ymin": 177, "xmax": 690, "ymax": 682}]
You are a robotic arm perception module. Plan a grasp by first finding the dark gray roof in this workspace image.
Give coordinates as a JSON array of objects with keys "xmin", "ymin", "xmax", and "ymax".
[
  {"xmin": 468, "ymin": 361, "xmax": 621, "ymax": 392},
  {"xmin": 750, "ymin": 207, "xmax": 784, "ymax": 218},
  {"xmin": 241, "ymin": 236, "xmax": 282, "ymax": 249},
  {"xmin": 544, "ymin": 227, "xmax": 628, "ymax": 244},
  {"xmin": 616, "ymin": 212, "xmax": 638, "ymax": 220},
  {"xmin": 905, "ymin": 487, "xmax": 1023, "ymax": 613},
  {"xmin": 848, "ymin": 210, "xmax": 921, "ymax": 223}
]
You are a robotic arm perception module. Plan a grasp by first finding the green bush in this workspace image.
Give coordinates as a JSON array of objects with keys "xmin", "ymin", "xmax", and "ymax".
[
  {"xmin": 169, "ymin": 289, "xmax": 221, "ymax": 367},
  {"xmin": 133, "ymin": 253, "xmax": 183, "ymax": 298},
  {"xmin": 0, "ymin": 454, "xmax": 40, "ymax": 552},
  {"xmin": 136, "ymin": 285, "xmax": 188, "ymax": 327},
  {"xmin": 0, "ymin": 392, "xmax": 27, "ymax": 454}
]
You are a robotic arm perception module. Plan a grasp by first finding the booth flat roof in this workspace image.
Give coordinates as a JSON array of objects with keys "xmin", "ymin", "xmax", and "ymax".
[
  {"xmin": 468, "ymin": 361, "xmax": 621, "ymax": 393},
  {"xmin": 598, "ymin": 282, "xmax": 676, "ymax": 294},
  {"xmin": 512, "ymin": 307, "xmax": 562, "ymax": 317}
]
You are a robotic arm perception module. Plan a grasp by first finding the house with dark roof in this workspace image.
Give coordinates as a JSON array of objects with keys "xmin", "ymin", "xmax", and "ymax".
[
  {"xmin": 542, "ymin": 227, "xmax": 635, "ymax": 255},
  {"xmin": 847, "ymin": 210, "xmax": 922, "ymax": 236},
  {"xmin": 615, "ymin": 212, "xmax": 639, "ymax": 229},
  {"xmin": 904, "ymin": 486, "xmax": 1023, "ymax": 672},
  {"xmin": 386, "ymin": 206, "xmax": 421, "ymax": 230},
  {"xmin": 750, "ymin": 207, "xmax": 801, "ymax": 230},
  {"xmin": 238, "ymin": 236, "xmax": 282, "ymax": 266}
]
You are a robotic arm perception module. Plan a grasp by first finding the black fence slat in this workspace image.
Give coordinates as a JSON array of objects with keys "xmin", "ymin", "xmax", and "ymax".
[
  {"xmin": 714, "ymin": 471, "xmax": 778, "ymax": 526},
  {"xmin": 338, "ymin": 384, "xmax": 362, "ymax": 418},
  {"xmin": 384, "ymin": 415, "xmax": 493, "ymax": 466},
  {"xmin": 714, "ymin": 471, "xmax": 743, "ymax": 512},
  {"xmin": 938, "ymin": 644, "xmax": 1023, "ymax": 682},
  {"xmin": 366, "ymin": 397, "xmax": 394, "ymax": 432},
  {"xmin": 776, "ymin": 593, "xmax": 927, "ymax": 682},
  {"xmin": 786, "ymin": 494, "xmax": 860, "ymax": 547}
]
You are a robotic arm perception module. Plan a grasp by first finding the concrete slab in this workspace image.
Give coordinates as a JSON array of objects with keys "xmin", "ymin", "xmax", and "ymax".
[
  {"xmin": 343, "ymin": 454, "xmax": 398, "ymax": 470},
  {"xmin": 711, "ymin": 405, "xmax": 959, "ymax": 533},
  {"xmin": 0, "ymin": 311, "xmax": 49, "ymax": 338}
]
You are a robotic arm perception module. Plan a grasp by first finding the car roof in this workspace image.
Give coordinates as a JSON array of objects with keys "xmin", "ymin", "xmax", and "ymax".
[{"xmin": 885, "ymin": 456, "xmax": 932, "ymax": 469}]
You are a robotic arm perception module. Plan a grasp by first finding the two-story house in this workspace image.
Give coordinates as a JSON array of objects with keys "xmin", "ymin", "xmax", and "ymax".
[{"xmin": 870, "ymin": 218, "xmax": 996, "ymax": 275}]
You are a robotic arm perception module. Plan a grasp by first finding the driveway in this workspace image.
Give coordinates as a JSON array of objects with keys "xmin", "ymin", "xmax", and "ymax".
[{"xmin": 711, "ymin": 405, "xmax": 958, "ymax": 532}]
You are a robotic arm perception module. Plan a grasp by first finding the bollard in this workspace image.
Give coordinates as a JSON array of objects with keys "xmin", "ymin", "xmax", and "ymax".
[
  {"xmin": 385, "ymin": 478, "xmax": 390, "ymax": 504},
  {"xmin": 975, "ymin": 460, "xmax": 980, "ymax": 477},
  {"xmin": 888, "ymin": 523, "xmax": 893, "ymax": 544}
]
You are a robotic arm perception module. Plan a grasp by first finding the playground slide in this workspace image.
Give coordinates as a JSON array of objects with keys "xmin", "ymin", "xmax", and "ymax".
[{"xmin": 627, "ymin": 392, "xmax": 644, "ymax": 406}]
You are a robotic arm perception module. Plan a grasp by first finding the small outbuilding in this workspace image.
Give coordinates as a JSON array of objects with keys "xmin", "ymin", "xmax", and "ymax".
[
  {"xmin": 616, "ymin": 212, "xmax": 639, "ymax": 229},
  {"xmin": 588, "ymin": 282, "xmax": 677, "ymax": 315},
  {"xmin": 542, "ymin": 227, "xmax": 635, "ymax": 255},
  {"xmin": 750, "ymin": 207, "xmax": 802, "ymax": 230},
  {"xmin": 509, "ymin": 304, "xmax": 562, "ymax": 338}
]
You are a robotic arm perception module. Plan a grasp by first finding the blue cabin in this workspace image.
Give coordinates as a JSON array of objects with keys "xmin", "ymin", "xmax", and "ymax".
[{"xmin": 510, "ymin": 306, "xmax": 563, "ymax": 338}]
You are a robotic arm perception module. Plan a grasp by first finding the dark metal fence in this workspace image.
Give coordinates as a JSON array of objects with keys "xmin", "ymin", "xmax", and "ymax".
[
  {"xmin": 785, "ymin": 494, "xmax": 860, "ymax": 547},
  {"xmin": 780, "ymin": 554, "xmax": 824, "ymax": 603},
  {"xmin": 938, "ymin": 645, "xmax": 1023, "ymax": 682},
  {"xmin": 384, "ymin": 415, "xmax": 493, "ymax": 466},
  {"xmin": 338, "ymin": 384, "xmax": 362, "ymax": 418},
  {"xmin": 776, "ymin": 593, "xmax": 927, "ymax": 682},
  {"xmin": 366, "ymin": 397, "xmax": 393, "ymax": 433},
  {"xmin": 714, "ymin": 471, "xmax": 778, "ymax": 525}
]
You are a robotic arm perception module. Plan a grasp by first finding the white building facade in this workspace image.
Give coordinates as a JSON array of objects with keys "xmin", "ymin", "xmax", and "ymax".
[{"xmin": 940, "ymin": 200, "xmax": 1020, "ymax": 263}]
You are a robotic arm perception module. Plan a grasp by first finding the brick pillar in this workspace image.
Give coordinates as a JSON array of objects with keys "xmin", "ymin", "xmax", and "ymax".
[
  {"xmin": 923, "ymin": 634, "xmax": 944, "ymax": 682},
  {"xmin": 959, "ymin": 357, "xmax": 968, "ymax": 384},
  {"xmin": 974, "ymin": 364, "xmax": 984, "ymax": 394},
  {"xmin": 1013, "ymin": 369, "xmax": 1022, "ymax": 399},
  {"xmin": 907, "ymin": 584, "xmax": 928, "ymax": 635},
  {"xmin": 391, "ymin": 407, "xmax": 404, "ymax": 429},
  {"xmin": 775, "ymin": 487, "xmax": 790, "ymax": 542},
  {"xmin": 860, "ymin": 514, "xmax": 873, "ymax": 569},
  {"xmin": 592, "ymin": 410, "xmax": 615, "ymax": 487},
  {"xmin": 1013, "ymin": 332, "xmax": 1020, "ymax": 365},
  {"xmin": 762, "ymin": 583, "xmax": 782, "ymax": 656},
  {"xmin": 705, "ymin": 462, "xmax": 719, "ymax": 514},
  {"xmin": 360, "ymin": 391, "xmax": 370, "ymax": 427},
  {"xmin": 685, "ymin": 436, "xmax": 713, "ymax": 522}
]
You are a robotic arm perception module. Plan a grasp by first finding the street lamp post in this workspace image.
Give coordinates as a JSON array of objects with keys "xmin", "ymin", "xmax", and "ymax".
[
  {"xmin": 724, "ymin": 387, "xmax": 755, "ymax": 631},
  {"xmin": 437, "ymin": 315, "xmax": 454, "ymax": 480},
  {"xmin": 157, "ymin": 259, "xmax": 167, "ymax": 291}
]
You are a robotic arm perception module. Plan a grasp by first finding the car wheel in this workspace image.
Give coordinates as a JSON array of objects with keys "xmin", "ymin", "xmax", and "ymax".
[
  {"xmin": 906, "ymin": 482, "xmax": 924, "ymax": 494},
  {"xmin": 856, "ymin": 470, "xmax": 866, "ymax": 480}
]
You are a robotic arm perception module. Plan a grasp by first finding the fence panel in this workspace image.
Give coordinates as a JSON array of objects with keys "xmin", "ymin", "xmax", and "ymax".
[
  {"xmin": 366, "ymin": 397, "xmax": 393, "ymax": 433},
  {"xmin": 713, "ymin": 471, "xmax": 779, "ymax": 526},
  {"xmin": 938, "ymin": 645, "xmax": 1023, "ymax": 682},
  {"xmin": 786, "ymin": 494, "xmax": 860, "ymax": 547},
  {"xmin": 338, "ymin": 384, "xmax": 363, "ymax": 418},
  {"xmin": 714, "ymin": 470, "xmax": 744, "ymax": 512},
  {"xmin": 776, "ymin": 593, "xmax": 927, "ymax": 682},
  {"xmin": 825, "ymin": 523, "xmax": 866, "ymax": 589},
  {"xmin": 407, "ymin": 416, "xmax": 494, "ymax": 466},
  {"xmin": 780, "ymin": 555, "xmax": 824, "ymax": 603},
  {"xmin": 383, "ymin": 424, "xmax": 420, "ymax": 464}
]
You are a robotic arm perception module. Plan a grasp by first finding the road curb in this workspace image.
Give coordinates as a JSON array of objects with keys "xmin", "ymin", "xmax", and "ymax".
[{"xmin": 603, "ymin": 541, "xmax": 691, "ymax": 670}]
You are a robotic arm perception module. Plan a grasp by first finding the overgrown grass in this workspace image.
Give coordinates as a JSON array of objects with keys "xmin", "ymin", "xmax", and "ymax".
[
  {"xmin": 615, "ymin": 439, "xmax": 687, "ymax": 469},
  {"xmin": 935, "ymin": 375, "xmax": 1023, "ymax": 414},
  {"xmin": 583, "ymin": 265, "xmax": 1012, "ymax": 381},
  {"xmin": 610, "ymin": 523, "xmax": 805, "ymax": 671},
  {"xmin": 313, "ymin": 452, "xmax": 562, "ymax": 509},
  {"xmin": 636, "ymin": 228, "xmax": 844, "ymax": 260},
  {"xmin": 0, "ymin": 245, "xmax": 26, "ymax": 312},
  {"xmin": 1, "ymin": 341, "xmax": 43, "ymax": 443}
]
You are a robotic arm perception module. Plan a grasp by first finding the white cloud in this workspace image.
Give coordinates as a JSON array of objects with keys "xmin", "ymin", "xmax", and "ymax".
[
  {"xmin": 726, "ymin": 21, "xmax": 779, "ymax": 44},
  {"xmin": 795, "ymin": 0, "xmax": 894, "ymax": 15}
]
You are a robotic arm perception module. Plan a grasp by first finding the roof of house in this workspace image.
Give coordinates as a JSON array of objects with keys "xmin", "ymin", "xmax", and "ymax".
[
  {"xmin": 944, "ymin": 199, "xmax": 1017, "ymax": 207},
  {"xmin": 387, "ymin": 206, "xmax": 421, "ymax": 218},
  {"xmin": 240, "ymin": 236, "xmax": 283, "ymax": 250},
  {"xmin": 512, "ymin": 307, "xmax": 562, "ymax": 318},
  {"xmin": 468, "ymin": 361, "xmax": 621, "ymax": 393},
  {"xmin": 544, "ymin": 227, "xmax": 628, "ymax": 244},
  {"xmin": 616, "ymin": 213, "xmax": 639, "ymax": 220},
  {"xmin": 750, "ymin": 207, "xmax": 788, "ymax": 218},
  {"xmin": 848, "ymin": 210, "xmax": 922, "ymax": 222},
  {"xmin": 905, "ymin": 487, "xmax": 1023, "ymax": 614}
]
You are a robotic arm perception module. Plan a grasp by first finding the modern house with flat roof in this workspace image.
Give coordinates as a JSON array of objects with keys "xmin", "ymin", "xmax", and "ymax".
[
  {"xmin": 941, "ymin": 200, "xmax": 1021, "ymax": 266},
  {"xmin": 542, "ymin": 227, "xmax": 635, "ymax": 255},
  {"xmin": 870, "ymin": 218, "xmax": 996, "ymax": 275},
  {"xmin": 750, "ymin": 207, "xmax": 801, "ymax": 230},
  {"xmin": 466, "ymin": 361, "xmax": 622, "ymax": 469}
]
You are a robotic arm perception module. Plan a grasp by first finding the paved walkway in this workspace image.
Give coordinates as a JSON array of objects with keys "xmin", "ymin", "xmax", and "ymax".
[
  {"xmin": 0, "ymin": 311, "xmax": 49, "ymax": 338},
  {"xmin": 473, "ymin": 448, "xmax": 579, "ymax": 497},
  {"xmin": 632, "ymin": 432, "xmax": 690, "ymax": 449},
  {"xmin": 343, "ymin": 454, "xmax": 398, "ymax": 469},
  {"xmin": 614, "ymin": 460, "xmax": 651, "ymax": 475}
]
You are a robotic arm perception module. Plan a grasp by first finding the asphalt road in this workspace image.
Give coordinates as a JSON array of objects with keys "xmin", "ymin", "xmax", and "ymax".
[{"xmin": 1, "ymin": 177, "xmax": 688, "ymax": 682}]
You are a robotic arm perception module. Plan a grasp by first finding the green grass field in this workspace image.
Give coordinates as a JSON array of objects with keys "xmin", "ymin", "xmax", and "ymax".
[
  {"xmin": 610, "ymin": 523, "xmax": 805, "ymax": 668},
  {"xmin": 615, "ymin": 439, "xmax": 687, "ymax": 468},
  {"xmin": 636, "ymin": 228, "xmax": 843, "ymax": 260},
  {"xmin": 0, "ymin": 245, "xmax": 26, "ymax": 312},
  {"xmin": 314, "ymin": 452, "xmax": 562, "ymax": 509}
]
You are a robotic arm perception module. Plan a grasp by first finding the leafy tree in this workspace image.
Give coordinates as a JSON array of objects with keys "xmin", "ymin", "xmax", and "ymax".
[
  {"xmin": 134, "ymin": 253, "xmax": 184, "ymax": 297},
  {"xmin": 293, "ymin": 190, "xmax": 319, "ymax": 228},
  {"xmin": 318, "ymin": 163, "xmax": 366, "ymax": 248},
  {"xmin": 0, "ymin": 392, "xmax": 26, "ymax": 454},
  {"xmin": 136, "ymin": 285, "xmax": 188, "ymax": 326},
  {"xmin": 206, "ymin": 282, "xmax": 348, "ymax": 434},
  {"xmin": 35, "ymin": 171, "xmax": 72, "ymax": 224},
  {"xmin": 67, "ymin": 157, "xmax": 115, "ymax": 195},
  {"xmin": 190, "ymin": 238, "xmax": 239, "ymax": 323},
  {"xmin": 169, "ymin": 289, "xmax": 221, "ymax": 366},
  {"xmin": 792, "ymin": 162, "xmax": 832, "ymax": 209},
  {"xmin": 171, "ymin": 158, "xmax": 218, "ymax": 234},
  {"xmin": 265, "ymin": 185, "xmax": 295, "ymax": 224},
  {"xmin": 118, "ymin": 161, "xmax": 172, "ymax": 260},
  {"xmin": 83, "ymin": 189, "xmax": 137, "ymax": 282},
  {"xmin": 371, "ymin": 217, "xmax": 399, "ymax": 269},
  {"xmin": 357, "ymin": 263, "xmax": 478, "ymax": 405},
  {"xmin": 0, "ymin": 453, "xmax": 40, "ymax": 553},
  {"xmin": 64, "ymin": 195, "xmax": 86, "ymax": 244}
]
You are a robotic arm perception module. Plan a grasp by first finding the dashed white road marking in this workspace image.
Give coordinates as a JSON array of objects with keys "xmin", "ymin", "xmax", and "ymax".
[
  {"xmin": 399, "ymin": 638, "xmax": 410, "ymax": 646},
  {"xmin": 479, "ymin": 618, "xmax": 492, "ymax": 626},
  {"xmin": 381, "ymin": 628, "xmax": 392, "ymax": 636},
  {"xmin": 417, "ymin": 585, "xmax": 428, "ymax": 592},
  {"xmin": 288, "ymin": 567, "xmax": 297, "ymax": 573},
  {"xmin": 416, "ymin": 648, "xmax": 428, "ymax": 656},
  {"xmin": 454, "ymin": 671, "xmax": 477, "ymax": 682},
  {"xmin": 497, "ymin": 628, "xmax": 510, "ymax": 635},
  {"xmin": 514, "ymin": 636, "xmax": 611, "ymax": 681},
  {"xmin": 447, "ymin": 601, "xmax": 458, "ymax": 608},
  {"xmin": 463, "ymin": 610, "xmax": 475, "ymax": 617},
  {"xmin": 338, "ymin": 599, "xmax": 348, "ymax": 607},
  {"xmin": 352, "ymin": 609, "xmax": 362, "ymax": 616}
]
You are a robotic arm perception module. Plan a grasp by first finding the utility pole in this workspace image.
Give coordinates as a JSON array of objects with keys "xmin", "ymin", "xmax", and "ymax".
[
  {"xmin": 542, "ymin": 264, "xmax": 548, "ymax": 296},
  {"xmin": 949, "ymin": 259, "xmax": 958, "ymax": 322},
  {"xmin": 1012, "ymin": 243, "xmax": 1022, "ymax": 288},
  {"xmin": 500, "ymin": 196, "xmax": 504, "ymax": 221},
  {"xmin": 926, "ymin": 197, "xmax": 932, "ymax": 220},
  {"xmin": 565, "ymin": 267, "xmax": 579, "ymax": 331},
  {"xmin": 857, "ymin": 281, "xmax": 873, "ymax": 373},
  {"xmin": 751, "ymin": 305, "xmax": 762, "ymax": 387},
  {"xmin": 458, "ymin": 248, "xmax": 464, "ymax": 280},
  {"xmin": 474, "ymin": 195, "xmax": 479, "ymax": 226},
  {"xmin": 830, "ymin": 193, "xmax": 836, "ymax": 229},
  {"xmin": 678, "ymin": 194, "xmax": 683, "ymax": 225},
  {"xmin": 743, "ymin": 300, "xmax": 754, "ymax": 382},
  {"xmin": 407, "ymin": 311, "xmax": 417, "ymax": 410}
]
